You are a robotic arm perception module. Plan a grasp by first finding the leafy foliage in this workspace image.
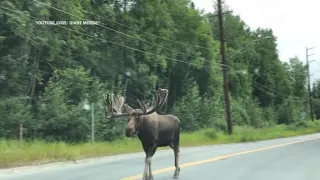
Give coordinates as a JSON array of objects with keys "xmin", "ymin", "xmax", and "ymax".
[{"xmin": 0, "ymin": 0, "xmax": 318, "ymax": 143}]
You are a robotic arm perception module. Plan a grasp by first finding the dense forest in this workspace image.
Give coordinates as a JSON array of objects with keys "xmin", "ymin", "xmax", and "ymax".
[{"xmin": 0, "ymin": 0, "xmax": 319, "ymax": 143}]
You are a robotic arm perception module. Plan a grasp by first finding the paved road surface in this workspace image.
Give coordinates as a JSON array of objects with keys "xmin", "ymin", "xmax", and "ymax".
[{"xmin": 1, "ymin": 133, "xmax": 320, "ymax": 180}]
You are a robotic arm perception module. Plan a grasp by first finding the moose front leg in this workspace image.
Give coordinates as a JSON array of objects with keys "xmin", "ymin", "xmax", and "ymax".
[
  {"xmin": 143, "ymin": 144, "xmax": 157, "ymax": 180},
  {"xmin": 143, "ymin": 156, "xmax": 151, "ymax": 180},
  {"xmin": 148, "ymin": 146, "xmax": 157, "ymax": 180}
]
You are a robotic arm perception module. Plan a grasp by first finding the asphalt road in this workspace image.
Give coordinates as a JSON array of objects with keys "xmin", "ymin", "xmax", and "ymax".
[{"xmin": 1, "ymin": 133, "xmax": 320, "ymax": 180}]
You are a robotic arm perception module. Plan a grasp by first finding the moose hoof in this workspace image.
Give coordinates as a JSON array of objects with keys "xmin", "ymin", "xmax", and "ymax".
[
  {"xmin": 173, "ymin": 173, "xmax": 179, "ymax": 179},
  {"xmin": 142, "ymin": 175, "xmax": 154, "ymax": 180},
  {"xmin": 173, "ymin": 174, "xmax": 179, "ymax": 179},
  {"xmin": 173, "ymin": 168, "xmax": 180, "ymax": 179},
  {"xmin": 142, "ymin": 175, "xmax": 147, "ymax": 180}
]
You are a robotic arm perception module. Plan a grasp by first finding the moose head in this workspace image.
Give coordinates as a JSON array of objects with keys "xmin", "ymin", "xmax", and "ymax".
[{"xmin": 104, "ymin": 88, "xmax": 169, "ymax": 137}]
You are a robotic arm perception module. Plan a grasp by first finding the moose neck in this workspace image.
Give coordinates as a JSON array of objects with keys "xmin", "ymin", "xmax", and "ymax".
[{"xmin": 137, "ymin": 113, "xmax": 160, "ymax": 142}]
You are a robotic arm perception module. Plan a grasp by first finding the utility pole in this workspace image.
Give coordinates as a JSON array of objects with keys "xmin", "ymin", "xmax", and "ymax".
[
  {"xmin": 306, "ymin": 47, "xmax": 315, "ymax": 121},
  {"xmin": 217, "ymin": 0, "xmax": 232, "ymax": 134}
]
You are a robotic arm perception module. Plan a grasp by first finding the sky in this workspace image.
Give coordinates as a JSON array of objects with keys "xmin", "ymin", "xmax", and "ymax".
[{"xmin": 192, "ymin": 0, "xmax": 320, "ymax": 84}]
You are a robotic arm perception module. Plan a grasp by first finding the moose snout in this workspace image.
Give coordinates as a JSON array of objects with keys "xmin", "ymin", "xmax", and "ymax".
[{"xmin": 125, "ymin": 128, "xmax": 134, "ymax": 137}]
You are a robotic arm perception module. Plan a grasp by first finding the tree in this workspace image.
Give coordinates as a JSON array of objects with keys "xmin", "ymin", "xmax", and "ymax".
[{"xmin": 0, "ymin": 0, "xmax": 312, "ymax": 142}]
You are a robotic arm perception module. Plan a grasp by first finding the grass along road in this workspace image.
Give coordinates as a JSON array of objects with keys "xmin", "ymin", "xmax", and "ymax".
[{"xmin": 1, "ymin": 121, "xmax": 320, "ymax": 169}]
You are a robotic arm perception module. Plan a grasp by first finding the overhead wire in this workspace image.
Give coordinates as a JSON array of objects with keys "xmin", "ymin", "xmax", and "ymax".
[
  {"xmin": 254, "ymin": 82, "xmax": 320, "ymax": 105},
  {"xmin": 252, "ymin": 82, "xmax": 309, "ymax": 103},
  {"xmin": 248, "ymin": 68, "xmax": 320, "ymax": 104},
  {"xmin": 32, "ymin": 0, "xmax": 227, "ymax": 68},
  {"xmin": 0, "ymin": 5, "xmax": 224, "ymax": 72},
  {"xmin": 96, "ymin": 0, "xmax": 320, "ymax": 107},
  {"xmin": 1, "ymin": 4, "xmax": 319, "ymax": 106},
  {"xmin": 81, "ymin": 5, "xmax": 211, "ymax": 51},
  {"xmin": 32, "ymin": 0, "xmax": 283, "ymax": 72},
  {"xmin": 86, "ymin": 0, "xmax": 320, "ymax": 105}
]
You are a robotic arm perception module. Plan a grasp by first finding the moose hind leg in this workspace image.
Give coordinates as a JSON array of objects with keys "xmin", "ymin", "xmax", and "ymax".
[
  {"xmin": 173, "ymin": 147, "xmax": 180, "ymax": 179},
  {"xmin": 170, "ymin": 143, "xmax": 180, "ymax": 179}
]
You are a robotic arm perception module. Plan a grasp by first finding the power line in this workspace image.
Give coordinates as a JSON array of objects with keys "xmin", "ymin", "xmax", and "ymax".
[
  {"xmin": 230, "ymin": 63, "xmax": 317, "ymax": 103},
  {"xmin": 253, "ymin": 82, "xmax": 308, "ymax": 103},
  {"xmin": 33, "ymin": 0, "xmax": 227, "ymax": 68},
  {"xmin": 27, "ymin": 1, "xmax": 319, "ymax": 75},
  {"xmin": 0, "ymin": 5, "xmax": 224, "ymax": 71},
  {"xmin": 252, "ymin": 84, "xmax": 320, "ymax": 108},
  {"xmin": 252, "ymin": 83, "xmax": 305, "ymax": 103},
  {"xmin": 81, "ymin": 8, "xmax": 210, "ymax": 51},
  {"xmin": 253, "ymin": 80, "xmax": 309, "ymax": 101},
  {"xmin": 1, "ymin": 4, "xmax": 316, "ymax": 108},
  {"xmin": 33, "ymin": 0, "xmax": 280, "ymax": 71}
]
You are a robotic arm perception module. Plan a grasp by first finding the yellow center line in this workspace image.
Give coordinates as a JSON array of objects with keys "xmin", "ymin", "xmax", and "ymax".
[{"xmin": 121, "ymin": 136, "xmax": 320, "ymax": 180}]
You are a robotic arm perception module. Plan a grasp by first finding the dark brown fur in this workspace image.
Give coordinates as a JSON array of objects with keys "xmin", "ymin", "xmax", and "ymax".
[{"xmin": 104, "ymin": 89, "xmax": 181, "ymax": 180}]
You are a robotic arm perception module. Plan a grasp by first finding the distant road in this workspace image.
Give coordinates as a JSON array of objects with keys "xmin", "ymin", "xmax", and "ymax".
[{"xmin": 1, "ymin": 133, "xmax": 320, "ymax": 180}]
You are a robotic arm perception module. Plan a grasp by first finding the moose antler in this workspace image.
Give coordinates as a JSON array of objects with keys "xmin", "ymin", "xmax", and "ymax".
[
  {"xmin": 136, "ymin": 99, "xmax": 147, "ymax": 114},
  {"xmin": 123, "ymin": 103, "xmax": 134, "ymax": 112},
  {"xmin": 156, "ymin": 88, "xmax": 168, "ymax": 109},
  {"xmin": 104, "ymin": 88, "xmax": 169, "ymax": 118},
  {"xmin": 135, "ymin": 88, "xmax": 169, "ymax": 115},
  {"xmin": 103, "ymin": 93, "xmax": 132, "ymax": 118}
]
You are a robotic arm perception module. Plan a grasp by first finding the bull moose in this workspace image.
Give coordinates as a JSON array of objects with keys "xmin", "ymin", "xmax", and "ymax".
[{"xmin": 104, "ymin": 88, "xmax": 181, "ymax": 180}]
